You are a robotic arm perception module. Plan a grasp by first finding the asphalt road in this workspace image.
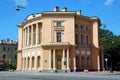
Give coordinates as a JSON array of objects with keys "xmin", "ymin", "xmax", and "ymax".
[{"xmin": 0, "ymin": 72, "xmax": 120, "ymax": 80}]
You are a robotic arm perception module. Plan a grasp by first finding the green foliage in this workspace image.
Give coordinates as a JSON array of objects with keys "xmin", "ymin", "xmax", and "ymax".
[
  {"xmin": 100, "ymin": 28, "xmax": 120, "ymax": 71},
  {"xmin": 3, "ymin": 61, "xmax": 16, "ymax": 70}
]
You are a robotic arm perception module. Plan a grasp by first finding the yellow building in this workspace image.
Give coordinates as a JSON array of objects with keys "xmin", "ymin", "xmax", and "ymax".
[{"xmin": 17, "ymin": 7, "xmax": 104, "ymax": 72}]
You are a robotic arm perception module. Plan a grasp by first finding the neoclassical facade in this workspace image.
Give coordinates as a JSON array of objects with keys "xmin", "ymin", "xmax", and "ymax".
[{"xmin": 17, "ymin": 7, "xmax": 104, "ymax": 72}]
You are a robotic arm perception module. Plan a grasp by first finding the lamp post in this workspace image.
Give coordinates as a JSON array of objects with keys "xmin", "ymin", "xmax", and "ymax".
[
  {"xmin": 110, "ymin": 41, "xmax": 114, "ymax": 73},
  {"xmin": 105, "ymin": 58, "xmax": 108, "ymax": 71}
]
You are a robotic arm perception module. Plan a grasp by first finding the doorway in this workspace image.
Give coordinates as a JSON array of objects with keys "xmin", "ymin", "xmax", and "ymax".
[{"xmin": 56, "ymin": 55, "xmax": 62, "ymax": 69}]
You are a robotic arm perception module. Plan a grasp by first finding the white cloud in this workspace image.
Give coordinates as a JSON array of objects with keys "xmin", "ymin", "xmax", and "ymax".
[
  {"xmin": 14, "ymin": 0, "xmax": 27, "ymax": 7},
  {"xmin": 105, "ymin": 0, "xmax": 114, "ymax": 6}
]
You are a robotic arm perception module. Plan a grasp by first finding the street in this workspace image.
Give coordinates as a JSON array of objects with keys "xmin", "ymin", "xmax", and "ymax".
[{"xmin": 0, "ymin": 72, "xmax": 120, "ymax": 80}]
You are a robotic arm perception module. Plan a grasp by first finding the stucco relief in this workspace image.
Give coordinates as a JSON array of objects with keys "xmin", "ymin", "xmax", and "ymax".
[
  {"xmin": 37, "ymin": 51, "xmax": 41, "ymax": 55},
  {"xmin": 87, "ymin": 51, "xmax": 90, "ymax": 55},
  {"xmin": 81, "ymin": 51, "xmax": 85, "ymax": 55}
]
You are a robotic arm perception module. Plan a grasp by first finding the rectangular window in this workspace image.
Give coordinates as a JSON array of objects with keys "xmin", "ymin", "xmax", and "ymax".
[
  {"xmin": 80, "ymin": 25, "xmax": 83, "ymax": 30},
  {"xmin": 75, "ymin": 24, "xmax": 78, "ymax": 29},
  {"xmin": 3, "ymin": 47, "xmax": 6, "ymax": 51},
  {"xmin": 56, "ymin": 32, "xmax": 61, "ymax": 42},
  {"xmin": 86, "ymin": 35, "xmax": 90, "ymax": 45},
  {"xmin": 86, "ymin": 26, "xmax": 89, "ymax": 30},
  {"xmin": 81, "ymin": 35, "xmax": 84, "ymax": 44},
  {"xmin": 75, "ymin": 34, "xmax": 78, "ymax": 44},
  {"xmin": 56, "ymin": 22, "xmax": 61, "ymax": 27},
  {"xmin": 8, "ymin": 47, "xmax": 10, "ymax": 51}
]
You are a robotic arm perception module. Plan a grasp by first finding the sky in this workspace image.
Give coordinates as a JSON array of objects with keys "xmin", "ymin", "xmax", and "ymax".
[{"xmin": 0, "ymin": 0, "xmax": 120, "ymax": 40}]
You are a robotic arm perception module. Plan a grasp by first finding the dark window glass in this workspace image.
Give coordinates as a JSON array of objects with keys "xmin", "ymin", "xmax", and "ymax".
[
  {"xmin": 3, "ymin": 55, "xmax": 6, "ymax": 59},
  {"xmin": 32, "ymin": 57, "xmax": 35, "ymax": 67},
  {"xmin": 28, "ymin": 57, "xmax": 30, "ymax": 68},
  {"xmin": 3, "ymin": 47, "xmax": 6, "ymax": 51},
  {"xmin": 80, "ymin": 25, "xmax": 83, "ymax": 30},
  {"xmin": 56, "ymin": 22, "xmax": 61, "ymax": 27},
  {"xmin": 57, "ymin": 32, "xmax": 61, "ymax": 42},
  {"xmin": 8, "ymin": 47, "xmax": 10, "ymax": 51},
  {"xmin": 15, "ymin": 55, "xmax": 17, "ymax": 59},
  {"xmin": 37, "ymin": 56, "xmax": 41, "ymax": 67},
  {"xmin": 75, "ymin": 24, "xmax": 78, "ymax": 29},
  {"xmin": 75, "ymin": 34, "xmax": 78, "ymax": 44},
  {"xmin": 76, "ymin": 56, "xmax": 80, "ymax": 67},
  {"xmin": 81, "ymin": 57, "xmax": 84, "ymax": 67},
  {"xmin": 81, "ymin": 35, "xmax": 84, "ymax": 44},
  {"xmin": 86, "ymin": 26, "xmax": 89, "ymax": 30},
  {"xmin": 87, "ymin": 57, "xmax": 90, "ymax": 67},
  {"xmin": 86, "ymin": 35, "xmax": 89, "ymax": 45},
  {"xmin": 15, "ymin": 48, "xmax": 17, "ymax": 51}
]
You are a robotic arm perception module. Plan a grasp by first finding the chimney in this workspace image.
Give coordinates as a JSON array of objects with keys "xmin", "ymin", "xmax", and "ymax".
[
  {"xmin": 77, "ymin": 10, "xmax": 81, "ymax": 15},
  {"xmin": 62, "ymin": 7, "xmax": 67, "ymax": 12},
  {"xmin": 54, "ymin": 6, "xmax": 59, "ymax": 12}
]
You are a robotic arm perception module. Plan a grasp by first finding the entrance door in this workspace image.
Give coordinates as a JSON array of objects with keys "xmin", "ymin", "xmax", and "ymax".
[{"xmin": 56, "ymin": 55, "xmax": 61, "ymax": 69}]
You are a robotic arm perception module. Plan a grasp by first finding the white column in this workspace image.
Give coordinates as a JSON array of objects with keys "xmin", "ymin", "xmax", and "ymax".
[
  {"xmin": 49, "ymin": 50, "xmax": 52, "ymax": 70},
  {"xmin": 53, "ymin": 49, "xmax": 56, "ymax": 70},
  {"xmin": 62, "ymin": 49, "xmax": 65, "ymax": 70},
  {"xmin": 97, "ymin": 55, "xmax": 100, "ymax": 71},
  {"xmin": 67, "ymin": 49, "xmax": 70, "ymax": 70},
  {"xmin": 24, "ymin": 28, "xmax": 26, "ymax": 47},
  {"xmin": 27, "ymin": 27, "xmax": 29, "ymax": 46},
  {"xmin": 36, "ymin": 23, "xmax": 38, "ymax": 45},
  {"xmin": 31, "ymin": 25, "xmax": 33, "ymax": 45},
  {"xmin": 73, "ymin": 57, "xmax": 76, "ymax": 71}
]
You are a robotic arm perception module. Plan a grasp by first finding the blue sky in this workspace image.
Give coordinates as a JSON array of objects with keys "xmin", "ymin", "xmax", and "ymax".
[{"xmin": 0, "ymin": 0, "xmax": 120, "ymax": 40}]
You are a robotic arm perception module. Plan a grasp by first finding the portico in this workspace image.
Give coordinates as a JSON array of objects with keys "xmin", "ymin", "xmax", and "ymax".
[{"xmin": 41, "ymin": 42, "xmax": 71, "ymax": 72}]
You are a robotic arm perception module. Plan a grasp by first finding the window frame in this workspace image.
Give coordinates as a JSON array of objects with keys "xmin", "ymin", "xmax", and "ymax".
[
  {"xmin": 56, "ymin": 32, "xmax": 62, "ymax": 42},
  {"xmin": 56, "ymin": 22, "xmax": 62, "ymax": 27}
]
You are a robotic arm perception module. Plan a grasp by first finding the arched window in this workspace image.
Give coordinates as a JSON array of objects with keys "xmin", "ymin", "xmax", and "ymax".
[
  {"xmin": 87, "ymin": 57, "xmax": 90, "ymax": 67},
  {"xmin": 3, "ymin": 55, "xmax": 6, "ymax": 59},
  {"xmin": 32, "ymin": 57, "xmax": 35, "ymax": 68},
  {"xmin": 37, "ymin": 56, "xmax": 41, "ymax": 67},
  {"xmin": 27, "ymin": 57, "xmax": 30, "ymax": 68},
  {"xmin": 76, "ymin": 56, "xmax": 80, "ymax": 67},
  {"xmin": 81, "ymin": 57, "xmax": 84, "ymax": 67},
  {"xmin": 24, "ymin": 58, "xmax": 26, "ymax": 68}
]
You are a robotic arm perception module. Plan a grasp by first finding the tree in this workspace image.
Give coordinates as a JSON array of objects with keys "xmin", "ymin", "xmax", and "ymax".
[{"xmin": 100, "ymin": 28, "xmax": 120, "ymax": 71}]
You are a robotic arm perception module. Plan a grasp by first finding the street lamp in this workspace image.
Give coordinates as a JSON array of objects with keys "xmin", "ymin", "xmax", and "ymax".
[
  {"xmin": 105, "ymin": 58, "xmax": 108, "ymax": 71},
  {"xmin": 110, "ymin": 41, "xmax": 114, "ymax": 73}
]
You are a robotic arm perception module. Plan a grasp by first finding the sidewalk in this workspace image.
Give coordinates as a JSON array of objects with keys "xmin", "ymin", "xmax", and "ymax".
[{"xmin": 68, "ymin": 71, "xmax": 120, "ymax": 75}]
